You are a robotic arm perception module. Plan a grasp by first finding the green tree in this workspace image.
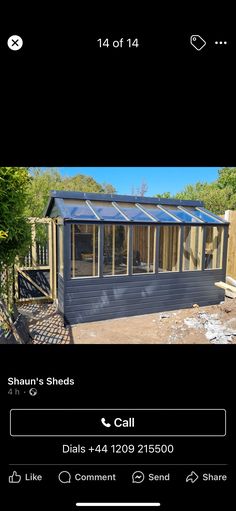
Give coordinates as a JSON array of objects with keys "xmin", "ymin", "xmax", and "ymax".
[
  {"xmin": 25, "ymin": 168, "xmax": 62, "ymax": 217},
  {"xmin": 0, "ymin": 167, "xmax": 31, "ymax": 295},
  {"xmin": 26, "ymin": 168, "xmax": 117, "ymax": 217},
  {"xmin": 102, "ymin": 183, "xmax": 116, "ymax": 194},
  {"xmin": 217, "ymin": 167, "xmax": 236, "ymax": 193},
  {"xmin": 154, "ymin": 192, "xmax": 171, "ymax": 198},
  {"xmin": 154, "ymin": 169, "xmax": 236, "ymax": 214},
  {"xmin": 62, "ymin": 174, "xmax": 104, "ymax": 193},
  {"xmin": 175, "ymin": 182, "xmax": 236, "ymax": 214}
]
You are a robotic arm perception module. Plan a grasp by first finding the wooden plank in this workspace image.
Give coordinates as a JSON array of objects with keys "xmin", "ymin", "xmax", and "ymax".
[
  {"xmin": 153, "ymin": 226, "xmax": 158, "ymax": 273},
  {"xmin": 197, "ymin": 227, "xmax": 203, "ymax": 270},
  {"xmin": 163, "ymin": 227, "xmax": 168, "ymax": 271},
  {"xmin": 112, "ymin": 224, "xmax": 115, "ymax": 275},
  {"xmin": 18, "ymin": 269, "xmax": 50, "ymax": 298},
  {"xmin": 28, "ymin": 217, "xmax": 51, "ymax": 224},
  {"xmin": 52, "ymin": 220, "xmax": 57, "ymax": 299},
  {"xmin": 31, "ymin": 222, "xmax": 37, "ymax": 266},
  {"xmin": 189, "ymin": 227, "xmax": 196, "ymax": 271},
  {"xmin": 17, "ymin": 265, "xmax": 51, "ymax": 271},
  {"xmin": 72, "ymin": 224, "xmax": 76, "ymax": 278},
  {"xmin": 93, "ymin": 225, "xmax": 96, "ymax": 277},
  {"xmin": 215, "ymin": 281, "xmax": 236, "ymax": 293},
  {"xmin": 48, "ymin": 221, "xmax": 53, "ymax": 297},
  {"xmin": 212, "ymin": 226, "xmax": 218, "ymax": 268},
  {"xmin": 16, "ymin": 297, "xmax": 52, "ymax": 304},
  {"xmin": 147, "ymin": 226, "xmax": 150, "ymax": 271},
  {"xmin": 224, "ymin": 210, "xmax": 236, "ymax": 278}
]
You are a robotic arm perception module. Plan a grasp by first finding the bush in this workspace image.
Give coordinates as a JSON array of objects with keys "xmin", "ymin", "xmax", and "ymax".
[{"xmin": 0, "ymin": 167, "xmax": 31, "ymax": 297}]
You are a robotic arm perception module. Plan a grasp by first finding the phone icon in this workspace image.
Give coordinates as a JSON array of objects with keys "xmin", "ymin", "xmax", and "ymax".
[{"xmin": 101, "ymin": 417, "xmax": 111, "ymax": 428}]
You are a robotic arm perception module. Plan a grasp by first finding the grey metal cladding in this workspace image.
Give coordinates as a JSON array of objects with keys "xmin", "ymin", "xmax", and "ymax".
[{"xmin": 63, "ymin": 269, "xmax": 225, "ymax": 325}]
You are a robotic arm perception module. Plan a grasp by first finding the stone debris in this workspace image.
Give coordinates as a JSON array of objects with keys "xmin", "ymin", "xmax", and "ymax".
[
  {"xmin": 184, "ymin": 317, "xmax": 202, "ymax": 329},
  {"xmin": 184, "ymin": 311, "xmax": 236, "ymax": 344},
  {"xmin": 160, "ymin": 313, "xmax": 170, "ymax": 319}
]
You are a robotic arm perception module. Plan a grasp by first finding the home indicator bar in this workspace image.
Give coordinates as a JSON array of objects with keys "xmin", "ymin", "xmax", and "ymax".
[{"xmin": 75, "ymin": 505, "xmax": 161, "ymax": 508}]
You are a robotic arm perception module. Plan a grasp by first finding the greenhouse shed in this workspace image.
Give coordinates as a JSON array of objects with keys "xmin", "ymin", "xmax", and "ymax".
[{"xmin": 45, "ymin": 191, "xmax": 229, "ymax": 325}]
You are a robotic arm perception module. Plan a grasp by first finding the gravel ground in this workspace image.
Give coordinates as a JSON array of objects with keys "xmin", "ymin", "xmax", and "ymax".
[
  {"xmin": 18, "ymin": 298, "xmax": 236, "ymax": 344},
  {"xmin": 72, "ymin": 298, "xmax": 236, "ymax": 344}
]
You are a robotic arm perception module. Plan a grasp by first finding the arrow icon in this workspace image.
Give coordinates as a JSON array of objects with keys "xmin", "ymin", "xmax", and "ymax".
[{"xmin": 186, "ymin": 471, "xmax": 199, "ymax": 483}]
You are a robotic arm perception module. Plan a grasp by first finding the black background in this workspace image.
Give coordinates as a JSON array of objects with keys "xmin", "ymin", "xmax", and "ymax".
[
  {"xmin": 0, "ymin": 5, "xmax": 235, "ymax": 511},
  {"xmin": 0, "ymin": 6, "xmax": 235, "ymax": 165}
]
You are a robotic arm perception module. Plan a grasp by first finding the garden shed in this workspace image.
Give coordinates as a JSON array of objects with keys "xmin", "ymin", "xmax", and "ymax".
[{"xmin": 45, "ymin": 191, "xmax": 229, "ymax": 325}]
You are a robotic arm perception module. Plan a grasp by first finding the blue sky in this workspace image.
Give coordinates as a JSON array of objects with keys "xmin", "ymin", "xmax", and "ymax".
[{"xmin": 40, "ymin": 167, "xmax": 221, "ymax": 195}]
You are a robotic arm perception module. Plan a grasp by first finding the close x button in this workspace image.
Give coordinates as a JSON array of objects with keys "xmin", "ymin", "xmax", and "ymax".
[{"xmin": 10, "ymin": 408, "xmax": 226, "ymax": 437}]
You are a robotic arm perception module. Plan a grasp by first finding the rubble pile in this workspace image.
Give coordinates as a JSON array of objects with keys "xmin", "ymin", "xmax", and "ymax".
[{"xmin": 184, "ymin": 311, "xmax": 236, "ymax": 344}]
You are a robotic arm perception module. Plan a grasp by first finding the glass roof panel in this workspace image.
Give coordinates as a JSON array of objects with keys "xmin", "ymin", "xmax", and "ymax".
[
  {"xmin": 141, "ymin": 205, "xmax": 178, "ymax": 222},
  {"xmin": 63, "ymin": 200, "xmax": 98, "ymax": 220},
  {"xmin": 164, "ymin": 206, "xmax": 202, "ymax": 223},
  {"xmin": 187, "ymin": 208, "xmax": 222, "ymax": 223},
  {"xmin": 90, "ymin": 201, "xmax": 126, "ymax": 221},
  {"xmin": 118, "ymin": 203, "xmax": 155, "ymax": 222}
]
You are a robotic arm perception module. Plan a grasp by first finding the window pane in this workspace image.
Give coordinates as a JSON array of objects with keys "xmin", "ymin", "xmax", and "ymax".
[
  {"xmin": 64, "ymin": 200, "xmax": 98, "ymax": 220},
  {"xmin": 159, "ymin": 226, "xmax": 180, "ymax": 272},
  {"xmin": 187, "ymin": 208, "xmax": 222, "ymax": 223},
  {"xmin": 132, "ymin": 225, "xmax": 155, "ymax": 273},
  {"xmin": 58, "ymin": 225, "xmax": 64, "ymax": 277},
  {"xmin": 205, "ymin": 226, "xmax": 224, "ymax": 269},
  {"xmin": 90, "ymin": 201, "xmax": 126, "ymax": 221},
  {"xmin": 118, "ymin": 203, "xmax": 154, "ymax": 222},
  {"xmin": 165, "ymin": 206, "xmax": 202, "ymax": 223},
  {"xmin": 183, "ymin": 226, "xmax": 203, "ymax": 271},
  {"xmin": 71, "ymin": 224, "xmax": 99, "ymax": 277},
  {"xmin": 103, "ymin": 225, "xmax": 128, "ymax": 275},
  {"xmin": 141, "ymin": 205, "xmax": 178, "ymax": 222}
]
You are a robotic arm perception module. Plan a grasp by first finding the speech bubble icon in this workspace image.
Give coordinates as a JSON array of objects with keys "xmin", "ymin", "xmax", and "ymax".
[
  {"xmin": 132, "ymin": 471, "xmax": 145, "ymax": 483},
  {"xmin": 58, "ymin": 471, "xmax": 71, "ymax": 484}
]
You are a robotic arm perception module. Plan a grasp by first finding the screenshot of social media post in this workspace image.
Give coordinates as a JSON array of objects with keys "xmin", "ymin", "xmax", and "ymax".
[{"xmin": 1, "ymin": 11, "xmax": 235, "ymax": 511}]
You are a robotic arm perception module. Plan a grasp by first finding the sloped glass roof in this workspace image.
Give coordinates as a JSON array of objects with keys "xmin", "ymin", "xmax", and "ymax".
[
  {"xmin": 186, "ymin": 207, "xmax": 223, "ymax": 224},
  {"xmin": 46, "ymin": 194, "xmax": 227, "ymax": 225},
  {"xmin": 88, "ymin": 201, "xmax": 126, "ymax": 221},
  {"xmin": 164, "ymin": 206, "xmax": 202, "ymax": 223},
  {"xmin": 140, "ymin": 205, "xmax": 179, "ymax": 222},
  {"xmin": 63, "ymin": 200, "xmax": 98, "ymax": 221},
  {"xmin": 116, "ymin": 203, "xmax": 155, "ymax": 222}
]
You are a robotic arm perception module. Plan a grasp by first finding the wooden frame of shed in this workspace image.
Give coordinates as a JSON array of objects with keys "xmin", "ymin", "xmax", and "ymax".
[{"xmin": 45, "ymin": 191, "xmax": 229, "ymax": 325}]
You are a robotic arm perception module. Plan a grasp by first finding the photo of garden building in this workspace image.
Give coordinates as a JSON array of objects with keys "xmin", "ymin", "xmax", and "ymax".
[{"xmin": 1, "ymin": 167, "xmax": 236, "ymax": 344}]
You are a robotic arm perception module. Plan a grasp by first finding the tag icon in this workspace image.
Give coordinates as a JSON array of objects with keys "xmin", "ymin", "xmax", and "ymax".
[{"xmin": 190, "ymin": 35, "xmax": 206, "ymax": 51}]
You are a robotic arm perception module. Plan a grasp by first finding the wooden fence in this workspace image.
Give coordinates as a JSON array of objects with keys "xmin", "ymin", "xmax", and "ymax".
[
  {"xmin": 224, "ymin": 210, "xmax": 236, "ymax": 279},
  {"xmin": 15, "ymin": 218, "xmax": 57, "ymax": 302}
]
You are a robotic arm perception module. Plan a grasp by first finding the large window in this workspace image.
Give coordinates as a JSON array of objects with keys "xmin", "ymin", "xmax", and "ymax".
[
  {"xmin": 103, "ymin": 225, "xmax": 128, "ymax": 276},
  {"xmin": 183, "ymin": 226, "xmax": 203, "ymax": 271},
  {"xmin": 205, "ymin": 226, "xmax": 224, "ymax": 269},
  {"xmin": 159, "ymin": 226, "xmax": 180, "ymax": 272},
  {"xmin": 132, "ymin": 225, "xmax": 155, "ymax": 273},
  {"xmin": 71, "ymin": 224, "xmax": 99, "ymax": 278}
]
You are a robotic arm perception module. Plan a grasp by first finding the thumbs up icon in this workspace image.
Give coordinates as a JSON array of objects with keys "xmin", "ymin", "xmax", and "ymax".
[{"xmin": 9, "ymin": 471, "xmax": 21, "ymax": 484}]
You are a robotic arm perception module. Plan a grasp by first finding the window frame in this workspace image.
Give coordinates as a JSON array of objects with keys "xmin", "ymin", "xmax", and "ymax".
[
  {"xmin": 103, "ymin": 223, "xmax": 129, "ymax": 277},
  {"xmin": 132, "ymin": 224, "xmax": 156, "ymax": 275},
  {"xmin": 204, "ymin": 225, "xmax": 224, "ymax": 271},
  {"xmin": 70, "ymin": 223, "xmax": 100, "ymax": 279},
  {"xmin": 182, "ymin": 225, "xmax": 204, "ymax": 272},
  {"xmin": 158, "ymin": 225, "xmax": 181, "ymax": 273}
]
